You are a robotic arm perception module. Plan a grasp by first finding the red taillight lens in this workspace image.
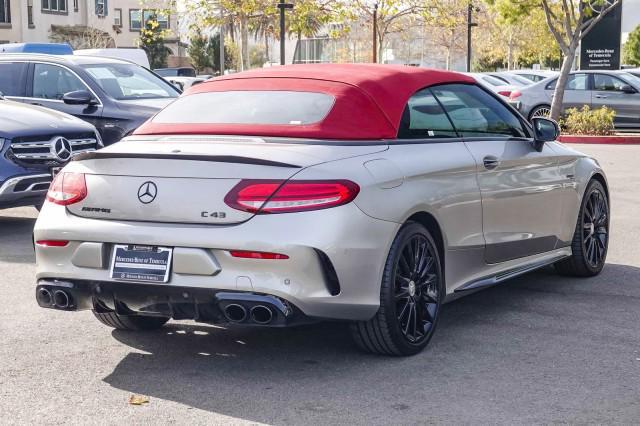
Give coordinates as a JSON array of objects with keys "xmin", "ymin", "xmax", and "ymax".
[
  {"xmin": 36, "ymin": 240, "xmax": 69, "ymax": 247},
  {"xmin": 498, "ymin": 90, "xmax": 512, "ymax": 97},
  {"xmin": 229, "ymin": 250, "xmax": 289, "ymax": 260},
  {"xmin": 46, "ymin": 172, "xmax": 87, "ymax": 206},
  {"xmin": 509, "ymin": 90, "xmax": 522, "ymax": 100},
  {"xmin": 225, "ymin": 179, "xmax": 360, "ymax": 214}
]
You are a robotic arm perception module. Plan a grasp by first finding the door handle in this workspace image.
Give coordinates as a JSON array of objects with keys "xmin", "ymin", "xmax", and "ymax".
[
  {"xmin": 595, "ymin": 95, "xmax": 608, "ymax": 99},
  {"xmin": 30, "ymin": 102, "xmax": 43, "ymax": 106},
  {"xmin": 483, "ymin": 156, "xmax": 500, "ymax": 170}
]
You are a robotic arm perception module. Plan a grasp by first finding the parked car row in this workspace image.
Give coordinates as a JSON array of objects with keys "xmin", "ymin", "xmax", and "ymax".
[{"xmin": 511, "ymin": 70, "xmax": 640, "ymax": 129}]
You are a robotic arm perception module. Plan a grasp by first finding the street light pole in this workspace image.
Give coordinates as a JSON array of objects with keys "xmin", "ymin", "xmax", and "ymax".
[
  {"xmin": 372, "ymin": 3, "xmax": 378, "ymax": 63},
  {"xmin": 219, "ymin": 9, "xmax": 225, "ymax": 76},
  {"xmin": 277, "ymin": 0, "xmax": 294, "ymax": 65},
  {"xmin": 466, "ymin": 1, "xmax": 478, "ymax": 72}
]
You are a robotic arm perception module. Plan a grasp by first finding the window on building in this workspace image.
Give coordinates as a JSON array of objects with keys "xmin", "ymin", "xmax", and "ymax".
[
  {"xmin": 114, "ymin": 8, "xmax": 122, "ymax": 26},
  {"xmin": 129, "ymin": 9, "xmax": 141, "ymax": 30},
  {"xmin": 27, "ymin": 0, "xmax": 34, "ymax": 26},
  {"xmin": 143, "ymin": 10, "xmax": 169, "ymax": 30},
  {"xmin": 95, "ymin": 0, "xmax": 107, "ymax": 17},
  {"xmin": 42, "ymin": 0, "xmax": 68, "ymax": 13},
  {"xmin": 0, "ymin": 0, "xmax": 11, "ymax": 23},
  {"xmin": 73, "ymin": 0, "xmax": 78, "ymax": 11}
]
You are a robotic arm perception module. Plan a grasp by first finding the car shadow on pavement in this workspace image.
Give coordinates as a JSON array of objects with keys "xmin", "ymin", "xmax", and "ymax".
[
  {"xmin": 103, "ymin": 263, "xmax": 640, "ymax": 423},
  {"xmin": 0, "ymin": 215, "xmax": 36, "ymax": 263}
]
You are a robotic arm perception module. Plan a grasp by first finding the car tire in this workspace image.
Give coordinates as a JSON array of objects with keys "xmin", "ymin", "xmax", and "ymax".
[
  {"xmin": 92, "ymin": 311, "xmax": 169, "ymax": 331},
  {"xmin": 529, "ymin": 105, "xmax": 552, "ymax": 121},
  {"xmin": 555, "ymin": 180, "xmax": 609, "ymax": 277},
  {"xmin": 350, "ymin": 222, "xmax": 444, "ymax": 356}
]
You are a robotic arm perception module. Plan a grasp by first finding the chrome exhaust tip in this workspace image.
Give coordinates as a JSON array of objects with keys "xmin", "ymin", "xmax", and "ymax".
[
  {"xmin": 250, "ymin": 305, "xmax": 274, "ymax": 325},
  {"xmin": 224, "ymin": 304, "xmax": 247, "ymax": 322},
  {"xmin": 37, "ymin": 288, "xmax": 53, "ymax": 306},
  {"xmin": 53, "ymin": 290, "xmax": 70, "ymax": 309}
]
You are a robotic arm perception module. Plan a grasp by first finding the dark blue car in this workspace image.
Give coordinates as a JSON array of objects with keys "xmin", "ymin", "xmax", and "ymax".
[{"xmin": 0, "ymin": 95, "xmax": 100, "ymax": 210}]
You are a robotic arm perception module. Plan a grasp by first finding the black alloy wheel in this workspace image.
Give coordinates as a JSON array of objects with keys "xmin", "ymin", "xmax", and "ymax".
[
  {"xmin": 556, "ymin": 179, "xmax": 609, "ymax": 277},
  {"xmin": 582, "ymin": 187, "xmax": 609, "ymax": 269},
  {"xmin": 351, "ymin": 222, "xmax": 443, "ymax": 356},
  {"xmin": 394, "ymin": 234, "xmax": 440, "ymax": 343}
]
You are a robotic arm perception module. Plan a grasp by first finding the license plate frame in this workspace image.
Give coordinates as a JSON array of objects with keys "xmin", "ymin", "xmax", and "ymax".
[{"xmin": 110, "ymin": 245, "xmax": 173, "ymax": 283}]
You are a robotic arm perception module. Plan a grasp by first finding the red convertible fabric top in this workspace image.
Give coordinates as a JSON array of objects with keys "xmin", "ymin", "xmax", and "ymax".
[{"xmin": 136, "ymin": 64, "xmax": 475, "ymax": 140}]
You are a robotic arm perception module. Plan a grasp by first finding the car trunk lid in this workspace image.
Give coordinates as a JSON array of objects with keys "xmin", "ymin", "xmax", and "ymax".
[{"xmin": 66, "ymin": 136, "xmax": 386, "ymax": 225}]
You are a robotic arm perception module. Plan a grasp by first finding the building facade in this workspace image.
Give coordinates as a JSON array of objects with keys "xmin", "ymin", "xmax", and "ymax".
[{"xmin": 0, "ymin": 0, "xmax": 186, "ymax": 60}]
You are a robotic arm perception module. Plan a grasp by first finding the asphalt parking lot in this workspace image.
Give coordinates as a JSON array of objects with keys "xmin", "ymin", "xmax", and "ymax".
[{"xmin": 1, "ymin": 144, "xmax": 639, "ymax": 425}]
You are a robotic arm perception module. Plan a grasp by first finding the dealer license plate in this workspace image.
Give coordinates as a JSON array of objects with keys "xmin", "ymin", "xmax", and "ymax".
[{"xmin": 110, "ymin": 245, "xmax": 173, "ymax": 283}]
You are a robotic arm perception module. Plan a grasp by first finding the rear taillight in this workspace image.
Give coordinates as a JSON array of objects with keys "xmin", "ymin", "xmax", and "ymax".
[
  {"xmin": 498, "ymin": 90, "xmax": 512, "ymax": 97},
  {"xmin": 225, "ymin": 179, "xmax": 360, "ymax": 214},
  {"xmin": 229, "ymin": 250, "xmax": 289, "ymax": 260},
  {"xmin": 509, "ymin": 90, "xmax": 522, "ymax": 100},
  {"xmin": 36, "ymin": 240, "xmax": 69, "ymax": 247},
  {"xmin": 46, "ymin": 172, "xmax": 87, "ymax": 206}
]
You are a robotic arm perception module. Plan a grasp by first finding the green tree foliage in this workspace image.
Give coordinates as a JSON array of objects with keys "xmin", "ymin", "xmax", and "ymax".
[
  {"xmin": 623, "ymin": 25, "xmax": 640, "ymax": 67},
  {"xmin": 485, "ymin": 0, "xmax": 622, "ymax": 120},
  {"xmin": 140, "ymin": 16, "xmax": 170, "ymax": 69},
  {"xmin": 187, "ymin": 32, "xmax": 210, "ymax": 72}
]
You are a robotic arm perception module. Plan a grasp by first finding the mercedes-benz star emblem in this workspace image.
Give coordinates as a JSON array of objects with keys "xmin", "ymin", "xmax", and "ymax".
[
  {"xmin": 137, "ymin": 181, "xmax": 158, "ymax": 204},
  {"xmin": 50, "ymin": 137, "xmax": 72, "ymax": 162}
]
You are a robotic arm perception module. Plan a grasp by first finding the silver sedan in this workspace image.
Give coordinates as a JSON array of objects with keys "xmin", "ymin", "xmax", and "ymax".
[{"xmin": 33, "ymin": 65, "xmax": 610, "ymax": 356}]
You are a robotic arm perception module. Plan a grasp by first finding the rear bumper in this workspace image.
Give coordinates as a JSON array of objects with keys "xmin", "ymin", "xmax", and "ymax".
[
  {"xmin": 36, "ymin": 279, "xmax": 313, "ymax": 326},
  {"xmin": 0, "ymin": 173, "xmax": 51, "ymax": 208},
  {"xmin": 34, "ymin": 202, "xmax": 399, "ymax": 321}
]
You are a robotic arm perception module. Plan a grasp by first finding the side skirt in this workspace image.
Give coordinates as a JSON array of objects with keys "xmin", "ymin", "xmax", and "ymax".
[{"xmin": 453, "ymin": 251, "xmax": 571, "ymax": 293}]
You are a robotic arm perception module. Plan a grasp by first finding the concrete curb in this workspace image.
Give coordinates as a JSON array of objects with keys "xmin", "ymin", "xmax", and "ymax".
[{"xmin": 558, "ymin": 135, "xmax": 640, "ymax": 144}]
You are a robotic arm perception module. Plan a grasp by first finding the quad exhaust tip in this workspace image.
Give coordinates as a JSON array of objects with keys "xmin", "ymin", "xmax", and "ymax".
[
  {"xmin": 250, "ymin": 305, "xmax": 273, "ymax": 325},
  {"xmin": 53, "ymin": 290, "xmax": 71, "ymax": 309},
  {"xmin": 224, "ymin": 304, "xmax": 247, "ymax": 323},
  {"xmin": 37, "ymin": 288, "xmax": 52, "ymax": 306}
]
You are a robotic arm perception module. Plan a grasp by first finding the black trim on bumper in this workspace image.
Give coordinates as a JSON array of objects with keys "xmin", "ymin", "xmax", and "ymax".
[{"xmin": 36, "ymin": 279, "xmax": 314, "ymax": 327}]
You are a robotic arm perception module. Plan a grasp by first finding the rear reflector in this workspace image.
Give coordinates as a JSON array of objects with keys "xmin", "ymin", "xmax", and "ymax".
[
  {"xmin": 497, "ymin": 90, "xmax": 512, "ymax": 97},
  {"xmin": 225, "ymin": 179, "xmax": 360, "ymax": 214},
  {"xmin": 36, "ymin": 240, "xmax": 69, "ymax": 247},
  {"xmin": 46, "ymin": 172, "xmax": 87, "ymax": 206},
  {"xmin": 229, "ymin": 250, "xmax": 289, "ymax": 260}
]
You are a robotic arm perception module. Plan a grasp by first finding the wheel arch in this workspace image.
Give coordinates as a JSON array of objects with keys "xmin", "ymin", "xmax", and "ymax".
[
  {"xmin": 405, "ymin": 211, "xmax": 446, "ymax": 283},
  {"xmin": 590, "ymin": 172, "xmax": 609, "ymax": 200}
]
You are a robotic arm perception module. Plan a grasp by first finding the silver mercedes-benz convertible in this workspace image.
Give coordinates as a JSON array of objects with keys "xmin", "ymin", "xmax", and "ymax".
[{"xmin": 34, "ymin": 65, "xmax": 609, "ymax": 356}]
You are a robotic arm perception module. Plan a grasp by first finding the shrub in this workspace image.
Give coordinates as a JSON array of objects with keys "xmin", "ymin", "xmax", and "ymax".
[{"xmin": 561, "ymin": 106, "xmax": 615, "ymax": 136}]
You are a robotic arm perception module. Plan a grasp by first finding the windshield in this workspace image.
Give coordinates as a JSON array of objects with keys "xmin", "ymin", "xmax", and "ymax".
[
  {"xmin": 621, "ymin": 72, "xmax": 640, "ymax": 87},
  {"xmin": 508, "ymin": 74, "xmax": 533, "ymax": 86},
  {"xmin": 152, "ymin": 91, "xmax": 335, "ymax": 125},
  {"xmin": 480, "ymin": 75, "xmax": 507, "ymax": 87},
  {"xmin": 82, "ymin": 63, "xmax": 180, "ymax": 100}
]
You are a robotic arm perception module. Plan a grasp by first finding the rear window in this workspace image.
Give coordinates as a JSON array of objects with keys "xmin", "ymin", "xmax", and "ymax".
[{"xmin": 152, "ymin": 91, "xmax": 335, "ymax": 125}]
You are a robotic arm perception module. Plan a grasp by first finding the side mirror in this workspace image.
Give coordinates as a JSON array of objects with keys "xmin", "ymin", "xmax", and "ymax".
[
  {"xmin": 62, "ymin": 90, "xmax": 97, "ymax": 105},
  {"xmin": 531, "ymin": 117, "xmax": 560, "ymax": 152},
  {"xmin": 621, "ymin": 84, "xmax": 637, "ymax": 94}
]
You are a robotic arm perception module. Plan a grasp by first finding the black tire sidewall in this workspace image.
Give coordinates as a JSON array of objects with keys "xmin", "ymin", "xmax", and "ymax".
[
  {"xmin": 578, "ymin": 180, "xmax": 609, "ymax": 274},
  {"xmin": 381, "ymin": 222, "xmax": 444, "ymax": 355}
]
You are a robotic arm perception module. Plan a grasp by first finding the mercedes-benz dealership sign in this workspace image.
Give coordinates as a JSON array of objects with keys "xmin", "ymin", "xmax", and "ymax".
[{"xmin": 580, "ymin": 1, "xmax": 623, "ymax": 70}]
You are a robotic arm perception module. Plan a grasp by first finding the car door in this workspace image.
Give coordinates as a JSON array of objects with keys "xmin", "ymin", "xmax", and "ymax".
[
  {"xmin": 431, "ymin": 84, "xmax": 567, "ymax": 264},
  {"xmin": 0, "ymin": 61, "xmax": 29, "ymax": 99},
  {"xmin": 591, "ymin": 73, "xmax": 640, "ymax": 128},
  {"xmin": 545, "ymin": 73, "xmax": 592, "ymax": 113},
  {"xmin": 26, "ymin": 62, "xmax": 104, "ymax": 127}
]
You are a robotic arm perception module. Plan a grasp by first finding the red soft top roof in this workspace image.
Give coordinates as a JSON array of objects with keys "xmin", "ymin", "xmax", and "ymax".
[{"xmin": 136, "ymin": 64, "xmax": 475, "ymax": 140}]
